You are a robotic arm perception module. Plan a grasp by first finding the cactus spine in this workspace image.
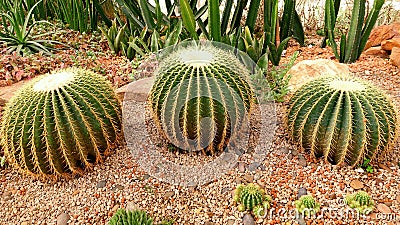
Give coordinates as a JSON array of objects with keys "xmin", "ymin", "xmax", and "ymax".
[
  {"xmin": 287, "ymin": 76, "xmax": 398, "ymax": 166},
  {"xmin": 345, "ymin": 191, "xmax": 374, "ymax": 214},
  {"xmin": 148, "ymin": 43, "xmax": 256, "ymax": 155},
  {"xmin": 234, "ymin": 183, "xmax": 271, "ymax": 217},
  {"xmin": 109, "ymin": 209, "xmax": 154, "ymax": 225},
  {"xmin": 294, "ymin": 195, "xmax": 321, "ymax": 216},
  {"xmin": 1, "ymin": 68, "xmax": 122, "ymax": 178}
]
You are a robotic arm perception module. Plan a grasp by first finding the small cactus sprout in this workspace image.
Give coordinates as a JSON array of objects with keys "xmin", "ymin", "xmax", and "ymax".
[
  {"xmin": 148, "ymin": 42, "xmax": 256, "ymax": 155},
  {"xmin": 345, "ymin": 191, "xmax": 374, "ymax": 214},
  {"xmin": 287, "ymin": 75, "xmax": 398, "ymax": 166},
  {"xmin": 234, "ymin": 183, "xmax": 272, "ymax": 217},
  {"xmin": 294, "ymin": 195, "xmax": 321, "ymax": 217},
  {"xmin": 109, "ymin": 209, "xmax": 154, "ymax": 225},
  {"xmin": 0, "ymin": 68, "xmax": 122, "ymax": 178}
]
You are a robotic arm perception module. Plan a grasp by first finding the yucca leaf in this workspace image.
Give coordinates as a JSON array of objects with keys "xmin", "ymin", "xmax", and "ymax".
[
  {"xmin": 208, "ymin": 0, "xmax": 221, "ymax": 41},
  {"xmin": 138, "ymin": 0, "xmax": 155, "ymax": 30},
  {"xmin": 179, "ymin": 0, "xmax": 199, "ymax": 40}
]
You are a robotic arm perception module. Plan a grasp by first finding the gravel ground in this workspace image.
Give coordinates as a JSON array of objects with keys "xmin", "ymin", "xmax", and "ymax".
[{"xmin": 1, "ymin": 46, "xmax": 400, "ymax": 225}]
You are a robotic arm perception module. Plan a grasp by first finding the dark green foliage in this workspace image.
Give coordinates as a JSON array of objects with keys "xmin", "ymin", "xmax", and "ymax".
[
  {"xmin": 148, "ymin": 43, "xmax": 256, "ymax": 155},
  {"xmin": 109, "ymin": 209, "xmax": 154, "ymax": 225},
  {"xmin": 280, "ymin": 0, "xmax": 305, "ymax": 46},
  {"xmin": 1, "ymin": 68, "xmax": 122, "ymax": 178},
  {"xmin": 287, "ymin": 76, "xmax": 398, "ymax": 166},
  {"xmin": 325, "ymin": 0, "xmax": 385, "ymax": 63}
]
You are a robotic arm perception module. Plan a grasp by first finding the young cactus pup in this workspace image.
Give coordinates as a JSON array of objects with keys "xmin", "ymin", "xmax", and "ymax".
[
  {"xmin": 294, "ymin": 195, "xmax": 321, "ymax": 217},
  {"xmin": 109, "ymin": 209, "xmax": 154, "ymax": 225},
  {"xmin": 148, "ymin": 42, "xmax": 256, "ymax": 155},
  {"xmin": 287, "ymin": 75, "xmax": 398, "ymax": 166},
  {"xmin": 345, "ymin": 191, "xmax": 374, "ymax": 215},
  {"xmin": 234, "ymin": 183, "xmax": 272, "ymax": 217},
  {"xmin": 0, "ymin": 68, "xmax": 122, "ymax": 178}
]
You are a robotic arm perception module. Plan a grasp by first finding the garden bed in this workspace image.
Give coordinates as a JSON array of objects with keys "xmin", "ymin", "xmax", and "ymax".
[{"xmin": 0, "ymin": 41, "xmax": 399, "ymax": 225}]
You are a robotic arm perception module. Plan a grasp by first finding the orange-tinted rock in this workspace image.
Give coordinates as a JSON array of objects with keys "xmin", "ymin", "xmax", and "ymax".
[
  {"xmin": 364, "ymin": 23, "xmax": 400, "ymax": 50},
  {"xmin": 364, "ymin": 46, "xmax": 389, "ymax": 58},
  {"xmin": 390, "ymin": 47, "xmax": 400, "ymax": 68},
  {"xmin": 381, "ymin": 38, "xmax": 400, "ymax": 51}
]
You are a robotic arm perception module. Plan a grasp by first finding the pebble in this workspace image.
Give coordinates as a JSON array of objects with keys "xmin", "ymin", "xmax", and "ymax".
[
  {"xmin": 96, "ymin": 180, "xmax": 106, "ymax": 188},
  {"xmin": 56, "ymin": 213, "xmax": 70, "ymax": 225},
  {"xmin": 378, "ymin": 163, "xmax": 392, "ymax": 172},
  {"xmin": 242, "ymin": 213, "xmax": 255, "ymax": 225},
  {"xmin": 297, "ymin": 187, "xmax": 307, "ymax": 199},
  {"xmin": 396, "ymin": 195, "xmax": 400, "ymax": 203},
  {"xmin": 296, "ymin": 217, "xmax": 306, "ymax": 225},
  {"xmin": 238, "ymin": 162, "xmax": 246, "ymax": 173},
  {"xmin": 205, "ymin": 222, "xmax": 214, "ymax": 225},
  {"xmin": 20, "ymin": 222, "xmax": 29, "ymax": 225},
  {"xmin": 227, "ymin": 219, "xmax": 235, "ymax": 225},
  {"xmin": 279, "ymin": 147, "xmax": 290, "ymax": 155},
  {"xmin": 298, "ymin": 155, "xmax": 307, "ymax": 167},
  {"xmin": 2, "ymin": 191, "xmax": 12, "ymax": 201},
  {"xmin": 111, "ymin": 204, "xmax": 120, "ymax": 213},
  {"xmin": 377, "ymin": 203, "xmax": 391, "ymax": 214},
  {"xmin": 243, "ymin": 175, "xmax": 254, "ymax": 183},
  {"xmin": 291, "ymin": 149, "xmax": 298, "ymax": 156},
  {"xmin": 165, "ymin": 191, "xmax": 175, "ymax": 198},
  {"xmin": 350, "ymin": 179, "xmax": 364, "ymax": 189},
  {"xmin": 248, "ymin": 162, "xmax": 260, "ymax": 172}
]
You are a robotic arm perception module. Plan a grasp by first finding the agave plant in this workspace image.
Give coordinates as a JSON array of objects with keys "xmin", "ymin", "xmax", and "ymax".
[{"xmin": 0, "ymin": 0, "xmax": 64, "ymax": 56}]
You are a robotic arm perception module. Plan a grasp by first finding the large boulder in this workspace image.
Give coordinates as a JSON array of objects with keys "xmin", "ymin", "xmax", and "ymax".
[
  {"xmin": 381, "ymin": 37, "xmax": 400, "ymax": 51},
  {"xmin": 390, "ymin": 47, "xmax": 400, "ymax": 68},
  {"xmin": 365, "ymin": 23, "xmax": 400, "ymax": 50},
  {"xmin": 287, "ymin": 59, "xmax": 351, "ymax": 92},
  {"xmin": 364, "ymin": 46, "xmax": 389, "ymax": 58}
]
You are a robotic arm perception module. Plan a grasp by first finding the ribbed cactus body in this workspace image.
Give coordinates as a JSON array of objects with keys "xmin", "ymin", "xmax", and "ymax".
[
  {"xmin": 287, "ymin": 76, "xmax": 398, "ymax": 166},
  {"xmin": 234, "ymin": 183, "xmax": 271, "ymax": 216},
  {"xmin": 1, "ymin": 68, "xmax": 122, "ymax": 178},
  {"xmin": 294, "ymin": 195, "xmax": 321, "ymax": 216},
  {"xmin": 109, "ymin": 209, "xmax": 154, "ymax": 225},
  {"xmin": 148, "ymin": 43, "xmax": 256, "ymax": 155},
  {"xmin": 345, "ymin": 191, "xmax": 374, "ymax": 214}
]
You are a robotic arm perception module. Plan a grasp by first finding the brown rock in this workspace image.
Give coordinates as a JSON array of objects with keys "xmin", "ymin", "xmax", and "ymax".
[
  {"xmin": 377, "ymin": 203, "xmax": 391, "ymax": 214},
  {"xmin": 365, "ymin": 23, "xmax": 400, "ymax": 50},
  {"xmin": 378, "ymin": 163, "xmax": 392, "ymax": 172},
  {"xmin": 390, "ymin": 47, "xmax": 400, "ymax": 68},
  {"xmin": 396, "ymin": 195, "xmax": 400, "ymax": 203},
  {"xmin": 364, "ymin": 46, "xmax": 389, "ymax": 58},
  {"xmin": 287, "ymin": 59, "xmax": 351, "ymax": 92},
  {"xmin": 116, "ymin": 77, "xmax": 155, "ymax": 102},
  {"xmin": 381, "ymin": 38, "xmax": 400, "ymax": 51},
  {"xmin": 350, "ymin": 179, "xmax": 364, "ymax": 189}
]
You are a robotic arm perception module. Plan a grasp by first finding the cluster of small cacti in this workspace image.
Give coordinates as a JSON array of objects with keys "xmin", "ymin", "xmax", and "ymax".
[
  {"xmin": 345, "ymin": 191, "xmax": 375, "ymax": 215},
  {"xmin": 109, "ymin": 209, "xmax": 154, "ymax": 225},
  {"xmin": 233, "ymin": 183, "xmax": 272, "ymax": 217},
  {"xmin": 148, "ymin": 42, "xmax": 256, "ymax": 155},
  {"xmin": 0, "ymin": 68, "xmax": 122, "ymax": 178},
  {"xmin": 294, "ymin": 195, "xmax": 321, "ymax": 217},
  {"xmin": 287, "ymin": 75, "xmax": 398, "ymax": 167}
]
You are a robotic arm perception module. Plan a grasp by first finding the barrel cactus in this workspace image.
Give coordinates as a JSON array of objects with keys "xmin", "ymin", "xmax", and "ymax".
[
  {"xmin": 148, "ymin": 42, "xmax": 256, "ymax": 155},
  {"xmin": 287, "ymin": 75, "xmax": 398, "ymax": 166},
  {"xmin": 294, "ymin": 195, "xmax": 320, "ymax": 216},
  {"xmin": 109, "ymin": 209, "xmax": 153, "ymax": 225},
  {"xmin": 0, "ymin": 68, "xmax": 122, "ymax": 178},
  {"xmin": 345, "ymin": 191, "xmax": 374, "ymax": 214},
  {"xmin": 234, "ymin": 183, "xmax": 271, "ymax": 216}
]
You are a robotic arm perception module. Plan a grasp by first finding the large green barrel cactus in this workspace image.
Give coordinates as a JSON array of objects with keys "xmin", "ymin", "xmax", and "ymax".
[
  {"xmin": 0, "ymin": 68, "xmax": 122, "ymax": 178},
  {"xmin": 148, "ymin": 43, "xmax": 256, "ymax": 155},
  {"xmin": 287, "ymin": 75, "xmax": 398, "ymax": 166}
]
